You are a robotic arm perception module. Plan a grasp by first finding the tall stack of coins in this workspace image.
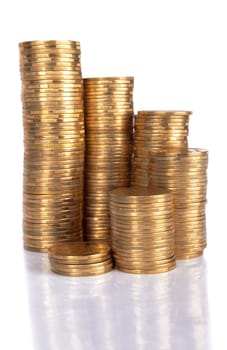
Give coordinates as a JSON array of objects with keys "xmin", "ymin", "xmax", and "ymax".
[
  {"xmin": 19, "ymin": 40, "xmax": 84, "ymax": 252},
  {"xmin": 132, "ymin": 111, "xmax": 190, "ymax": 186},
  {"xmin": 149, "ymin": 148, "xmax": 208, "ymax": 259},
  {"xmin": 110, "ymin": 186, "xmax": 176, "ymax": 274},
  {"xmin": 48, "ymin": 241, "xmax": 113, "ymax": 276},
  {"xmin": 83, "ymin": 77, "xmax": 134, "ymax": 242}
]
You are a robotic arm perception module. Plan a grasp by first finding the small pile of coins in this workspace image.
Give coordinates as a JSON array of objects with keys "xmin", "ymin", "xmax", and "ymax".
[
  {"xmin": 19, "ymin": 40, "xmax": 84, "ymax": 251},
  {"xmin": 132, "ymin": 111, "xmax": 190, "ymax": 186},
  {"xmin": 83, "ymin": 77, "xmax": 134, "ymax": 242},
  {"xmin": 48, "ymin": 241, "xmax": 113, "ymax": 276},
  {"xmin": 110, "ymin": 186, "xmax": 176, "ymax": 274},
  {"xmin": 149, "ymin": 148, "xmax": 208, "ymax": 259}
]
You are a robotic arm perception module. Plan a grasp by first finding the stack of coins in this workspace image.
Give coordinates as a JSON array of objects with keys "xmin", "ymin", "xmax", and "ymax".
[
  {"xmin": 83, "ymin": 77, "xmax": 134, "ymax": 242},
  {"xmin": 149, "ymin": 148, "xmax": 208, "ymax": 259},
  {"xmin": 110, "ymin": 186, "xmax": 176, "ymax": 274},
  {"xmin": 132, "ymin": 111, "xmax": 191, "ymax": 186},
  {"xmin": 48, "ymin": 241, "xmax": 113, "ymax": 276},
  {"xmin": 19, "ymin": 40, "xmax": 84, "ymax": 252}
]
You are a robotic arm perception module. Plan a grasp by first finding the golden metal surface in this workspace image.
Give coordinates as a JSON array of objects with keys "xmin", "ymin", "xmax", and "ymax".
[
  {"xmin": 83, "ymin": 76, "xmax": 134, "ymax": 242},
  {"xmin": 149, "ymin": 148, "xmax": 208, "ymax": 259},
  {"xmin": 132, "ymin": 110, "xmax": 191, "ymax": 186},
  {"xmin": 20, "ymin": 40, "xmax": 84, "ymax": 252},
  {"xmin": 109, "ymin": 186, "xmax": 176, "ymax": 274},
  {"xmin": 19, "ymin": 42, "xmax": 209, "ymax": 272},
  {"xmin": 48, "ymin": 241, "xmax": 113, "ymax": 276}
]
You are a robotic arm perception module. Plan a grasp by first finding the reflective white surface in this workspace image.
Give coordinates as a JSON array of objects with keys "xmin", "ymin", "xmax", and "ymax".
[
  {"xmin": 23, "ymin": 252, "xmax": 211, "ymax": 350},
  {"xmin": 2, "ymin": 239, "xmax": 227, "ymax": 349}
]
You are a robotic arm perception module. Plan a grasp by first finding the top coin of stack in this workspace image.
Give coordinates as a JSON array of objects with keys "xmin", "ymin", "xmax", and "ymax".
[
  {"xmin": 149, "ymin": 148, "xmax": 208, "ymax": 259},
  {"xmin": 83, "ymin": 77, "xmax": 134, "ymax": 242},
  {"xmin": 48, "ymin": 241, "xmax": 113, "ymax": 276},
  {"xmin": 132, "ymin": 111, "xmax": 191, "ymax": 186},
  {"xmin": 19, "ymin": 40, "xmax": 84, "ymax": 252},
  {"xmin": 110, "ymin": 186, "xmax": 176, "ymax": 274}
]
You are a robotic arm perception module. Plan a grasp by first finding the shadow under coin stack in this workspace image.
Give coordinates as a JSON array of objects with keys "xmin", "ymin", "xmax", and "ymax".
[
  {"xmin": 19, "ymin": 40, "xmax": 84, "ymax": 252},
  {"xmin": 110, "ymin": 186, "xmax": 176, "ymax": 274},
  {"xmin": 132, "ymin": 111, "xmax": 190, "ymax": 186},
  {"xmin": 48, "ymin": 241, "xmax": 113, "ymax": 276},
  {"xmin": 83, "ymin": 77, "xmax": 134, "ymax": 242},
  {"xmin": 149, "ymin": 149, "xmax": 208, "ymax": 259}
]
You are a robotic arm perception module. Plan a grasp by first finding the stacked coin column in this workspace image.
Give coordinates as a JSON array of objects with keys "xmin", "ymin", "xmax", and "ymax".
[
  {"xmin": 149, "ymin": 149, "xmax": 208, "ymax": 259},
  {"xmin": 83, "ymin": 77, "xmax": 134, "ymax": 242},
  {"xmin": 132, "ymin": 111, "xmax": 190, "ymax": 186},
  {"xmin": 19, "ymin": 40, "xmax": 84, "ymax": 252},
  {"xmin": 110, "ymin": 186, "xmax": 176, "ymax": 274}
]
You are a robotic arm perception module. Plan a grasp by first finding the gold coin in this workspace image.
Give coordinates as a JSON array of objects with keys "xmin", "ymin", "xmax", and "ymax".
[
  {"xmin": 50, "ymin": 262, "xmax": 113, "ymax": 277},
  {"xmin": 20, "ymin": 47, "xmax": 81, "ymax": 54},
  {"xmin": 19, "ymin": 39, "xmax": 80, "ymax": 46},
  {"xmin": 115, "ymin": 263, "xmax": 176, "ymax": 274},
  {"xmin": 84, "ymin": 76, "xmax": 133, "ymax": 83},
  {"xmin": 48, "ymin": 241, "xmax": 111, "ymax": 259}
]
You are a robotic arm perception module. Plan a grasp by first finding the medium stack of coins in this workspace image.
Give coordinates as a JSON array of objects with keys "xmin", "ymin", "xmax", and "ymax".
[
  {"xmin": 48, "ymin": 241, "xmax": 113, "ymax": 276},
  {"xmin": 149, "ymin": 148, "xmax": 208, "ymax": 259},
  {"xmin": 132, "ymin": 111, "xmax": 191, "ymax": 186},
  {"xmin": 110, "ymin": 186, "xmax": 176, "ymax": 274},
  {"xmin": 83, "ymin": 77, "xmax": 134, "ymax": 242},
  {"xmin": 19, "ymin": 40, "xmax": 84, "ymax": 252}
]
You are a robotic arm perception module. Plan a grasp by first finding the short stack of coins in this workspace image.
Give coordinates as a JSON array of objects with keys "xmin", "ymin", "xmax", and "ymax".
[
  {"xmin": 110, "ymin": 186, "xmax": 176, "ymax": 274},
  {"xmin": 19, "ymin": 40, "xmax": 84, "ymax": 252},
  {"xmin": 132, "ymin": 111, "xmax": 191, "ymax": 186},
  {"xmin": 149, "ymin": 148, "xmax": 208, "ymax": 259},
  {"xmin": 83, "ymin": 77, "xmax": 134, "ymax": 242},
  {"xmin": 48, "ymin": 241, "xmax": 113, "ymax": 276}
]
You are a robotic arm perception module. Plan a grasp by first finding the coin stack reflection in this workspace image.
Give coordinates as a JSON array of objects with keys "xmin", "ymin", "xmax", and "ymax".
[
  {"xmin": 24, "ymin": 250, "xmax": 114, "ymax": 349},
  {"xmin": 114, "ymin": 272, "xmax": 175, "ymax": 348},
  {"xmin": 83, "ymin": 77, "xmax": 134, "ymax": 242},
  {"xmin": 110, "ymin": 186, "xmax": 176, "ymax": 274},
  {"xmin": 132, "ymin": 111, "xmax": 190, "ymax": 186},
  {"xmin": 149, "ymin": 149, "xmax": 208, "ymax": 259},
  {"xmin": 19, "ymin": 40, "xmax": 84, "ymax": 252},
  {"xmin": 175, "ymin": 258, "xmax": 211, "ymax": 347}
]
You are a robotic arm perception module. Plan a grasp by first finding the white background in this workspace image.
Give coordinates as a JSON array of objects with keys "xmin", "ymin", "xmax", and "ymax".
[{"xmin": 0, "ymin": 0, "xmax": 226, "ymax": 349}]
